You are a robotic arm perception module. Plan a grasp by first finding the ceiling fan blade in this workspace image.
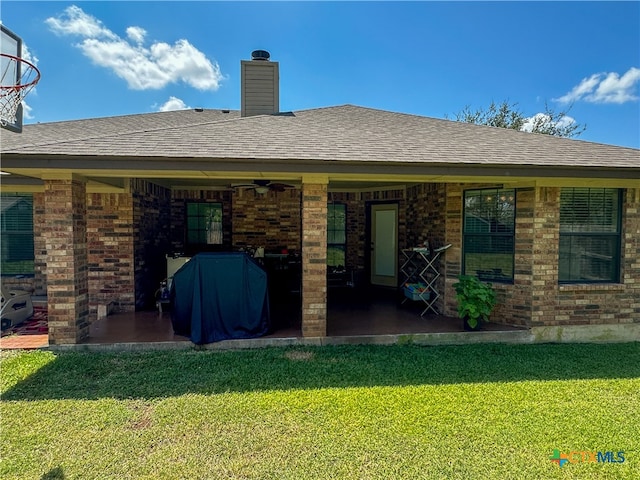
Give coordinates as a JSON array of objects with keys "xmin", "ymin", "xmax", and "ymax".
[
  {"xmin": 230, "ymin": 180, "xmax": 297, "ymax": 192},
  {"xmin": 269, "ymin": 182, "xmax": 296, "ymax": 191}
]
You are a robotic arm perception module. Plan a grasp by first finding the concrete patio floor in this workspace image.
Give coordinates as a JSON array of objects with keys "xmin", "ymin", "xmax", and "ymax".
[{"xmin": 1, "ymin": 288, "xmax": 529, "ymax": 351}]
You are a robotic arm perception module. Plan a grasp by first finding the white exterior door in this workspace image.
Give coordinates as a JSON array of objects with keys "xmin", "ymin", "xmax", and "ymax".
[{"xmin": 370, "ymin": 203, "xmax": 398, "ymax": 287}]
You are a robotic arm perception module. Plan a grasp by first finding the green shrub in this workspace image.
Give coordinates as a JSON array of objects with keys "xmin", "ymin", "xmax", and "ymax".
[{"xmin": 452, "ymin": 274, "xmax": 497, "ymax": 328}]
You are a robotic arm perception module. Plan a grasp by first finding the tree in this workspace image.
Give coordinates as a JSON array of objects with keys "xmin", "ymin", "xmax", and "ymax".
[{"xmin": 449, "ymin": 100, "xmax": 586, "ymax": 138}]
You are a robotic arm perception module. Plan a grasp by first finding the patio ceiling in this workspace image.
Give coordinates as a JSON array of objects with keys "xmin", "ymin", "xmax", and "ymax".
[{"xmin": 2, "ymin": 166, "xmax": 636, "ymax": 194}]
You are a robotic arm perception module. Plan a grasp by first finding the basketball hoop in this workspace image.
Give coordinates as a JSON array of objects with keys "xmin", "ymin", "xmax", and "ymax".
[{"xmin": 0, "ymin": 53, "xmax": 41, "ymax": 127}]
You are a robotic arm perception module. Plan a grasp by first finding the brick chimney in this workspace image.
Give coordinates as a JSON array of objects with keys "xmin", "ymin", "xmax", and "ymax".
[{"xmin": 241, "ymin": 50, "xmax": 279, "ymax": 117}]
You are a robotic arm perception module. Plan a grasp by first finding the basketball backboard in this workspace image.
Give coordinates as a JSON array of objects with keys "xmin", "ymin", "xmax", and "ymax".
[{"xmin": 1, "ymin": 24, "xmax": 24, "ymax": 133}]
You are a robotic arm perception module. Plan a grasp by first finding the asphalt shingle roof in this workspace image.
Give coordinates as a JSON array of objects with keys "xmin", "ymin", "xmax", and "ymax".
[{"xmin": 2, "ymin": 105, "xmax": 638, "ymax": 170}]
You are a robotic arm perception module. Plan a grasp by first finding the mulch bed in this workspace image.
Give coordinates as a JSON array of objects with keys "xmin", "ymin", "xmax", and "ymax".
[{"xmin": 1, "ymin": 306, "xmax": 48, "ymax": 337}]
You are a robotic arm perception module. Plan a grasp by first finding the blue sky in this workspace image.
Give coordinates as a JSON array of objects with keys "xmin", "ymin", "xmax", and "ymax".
[{"xmin": 2, "ymin": 1, "xmax": 639, "ymax": 148}]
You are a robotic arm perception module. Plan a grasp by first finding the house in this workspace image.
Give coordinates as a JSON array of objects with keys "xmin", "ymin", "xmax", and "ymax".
[{"xmin": 1, "ymin": 51, "xmax": 639, "ymax": 345}]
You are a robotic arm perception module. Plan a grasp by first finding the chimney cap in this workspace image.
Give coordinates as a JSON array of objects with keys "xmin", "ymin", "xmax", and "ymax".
[{"xmin": 251, "ymin": 50, "xmax": 270, "ymax": 61}]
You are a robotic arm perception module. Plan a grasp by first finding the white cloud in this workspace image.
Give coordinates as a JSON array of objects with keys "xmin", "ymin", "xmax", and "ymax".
[
  {"xmin": 158, "ymin": 96, "xmax": 190, "ymax": 112},
  {"xmin": 150, "ymin": 40, "xmax": 222, "ymax": 90},
  {"xmin": 521, "ymin": 113, "xmax": 575, "ymax": 133},
  {"xmin": 22, "ymin": 44, "xmax": 39, "ymax": 66},
  {"xmin": 555, "ymin": 67, "xmax": 640, "ymax": 104},
  {"xmin": 555, "ymin": 74, "xmax": 600, "ymax": 104},
  {"xmin": 18, "ymin": 44, "xmax": 39, "ymax": 122},
  {"xmin": 592, "ymin": 68, "xmax": 640, "ymax": 103},
  {"xmin": 80, "ymin": 38, "xmax": 174, "ymax": 90},
  {"xmin": 22, "ymin": 101, "xmax": 34, "ymax": 120},
  {"xmin": 45, "ymin": 5, "xmax": 223, "ymax": 91},
  {"xmin": 126, "ymin": 26, "xmax": 146, "ymax": 44},
  {"xmin": 46, "ymin": 5, "xmax": 116, "ymax": 40}
]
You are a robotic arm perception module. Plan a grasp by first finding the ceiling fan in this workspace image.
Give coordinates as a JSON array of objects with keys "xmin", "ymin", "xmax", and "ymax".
[{"xmin": 232, "ymin": 179, "xmax": 296, "ymax": 194}]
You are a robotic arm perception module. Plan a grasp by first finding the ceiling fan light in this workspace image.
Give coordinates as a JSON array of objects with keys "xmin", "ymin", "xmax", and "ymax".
[{"xmin": 255, "ymin": 186, "xmax": 270, "ymax": 194}]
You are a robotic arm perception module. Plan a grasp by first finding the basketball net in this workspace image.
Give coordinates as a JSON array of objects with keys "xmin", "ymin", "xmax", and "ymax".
[{"xmin": 0, "ymin": 53, "xmax": 41, "ymax": 127}]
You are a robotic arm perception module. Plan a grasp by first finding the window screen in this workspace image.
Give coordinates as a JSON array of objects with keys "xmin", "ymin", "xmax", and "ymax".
[
  {"xmin": 1, "ymin": 194, "xmax": 34, "ymax": 275},
  {"xmin": 559, "ymin": 188, "xmax": 621, "ymax": 283},
  {"xmin": 462, "ymin": 188, "xmax": 515, "ymax": 282},
  {"xmin": 327, "ymin": 203, "xmax": 346, "ymax": 267},
  {"xmin": 186, "ymin": 202, "xmax": 223, "ymax": 246}
]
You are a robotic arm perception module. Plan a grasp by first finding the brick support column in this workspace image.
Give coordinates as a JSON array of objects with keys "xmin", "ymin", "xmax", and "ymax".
[
  {"xmin": 623, "ymin": 188, "xmax": 640, "ymax": 321},
  {"xmin": 43, "ymin": 176, "xmax": 89, "ymax": 344},
  {"xmin": 443, "ymin": 184, "xmax": 463, "ymax": 317},
  {"xmin": 530, "ymin": 187, "xmax": 560, "ymax": 326},
  {"xmin": 301, "ymin": 178, "xmax": 328, "ymax": 337}
]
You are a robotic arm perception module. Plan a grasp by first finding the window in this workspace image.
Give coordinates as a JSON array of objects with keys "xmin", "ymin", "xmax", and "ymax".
[
  {"xmin": 462, "ymin": 188, "xmax": 515, "ymax": 282},
  {"xmin": 1, "ymin": 194, "xmax": 34, "ymax": 275},
  {"xmin": 186, "ymin": 202, "xmax": 223, "ymax": 246},
  {"xmin": 327, "ymin": 203, "xmax": 346, "ymax": 267},
  {"xmin": 559, "ymin": 188, "xmax": 621, "ymax": 283}
]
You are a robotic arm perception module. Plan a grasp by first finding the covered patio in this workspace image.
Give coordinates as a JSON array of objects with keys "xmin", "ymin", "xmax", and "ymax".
[{"xmin": 0, "ymin": 288, "xmax": 527, "ymax": 350}]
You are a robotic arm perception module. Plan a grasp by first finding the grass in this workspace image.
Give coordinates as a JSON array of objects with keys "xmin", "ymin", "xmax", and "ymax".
[{"xmin": 1, "ymin": 342, "xmax": 639, "ymax": 479}]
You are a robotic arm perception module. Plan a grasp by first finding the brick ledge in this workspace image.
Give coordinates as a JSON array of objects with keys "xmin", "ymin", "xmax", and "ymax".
[{"xmin": 558, "ymin": 283, "xmax": 626, "ymax": 292}]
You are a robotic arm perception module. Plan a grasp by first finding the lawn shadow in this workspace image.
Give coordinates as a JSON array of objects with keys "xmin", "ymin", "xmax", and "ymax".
[
  {"xmin": 2, "ymin": 342, "xmax": 639, "ymax": 401},
  {"xmin": 41, "ymin": 466, "xmax": 65, "ymax": 479}
]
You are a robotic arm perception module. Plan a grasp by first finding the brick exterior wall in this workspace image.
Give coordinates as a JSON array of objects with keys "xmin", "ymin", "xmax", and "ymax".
[
  {"xmin": 530, "ymin": 187, "xmax": 561, "ymax": 326},
  {"xmin": 171, "ymin": 189, "xmax": 301, "ymax": 255},
  {"xmin": 87, "ymin": 192, "xmax": 135, "ymax": 314},
  {"xmin": 170, "ymin": 190, "xmax": 233, "ymax": 254},
  {"xmin": 42, "ymin": 180, "xmax": 170, "ymax": 317},
  {"xmin": 443, "ymin": 183, "xmax": 530, "ymax": 325},
  {"xmin": 131, "ymin": 180, "xmax": 172, "ymax": 310},
  {"xmin": 406, "ymin": 183, "xmax": 447, "ymax": 248},
  {"xmin": 301, "ymin": 183, "xmax": 328, "ymax": 337},
  {"xmin": 33, "ymin": 192, "xmax": 47, "ymax": 295},
  {"xmin": 622, "ymin": 188, "xmax": 640, "ymax": 321},
  {"xmin": 531, "ymin": 186, "xmax": 640, "ymax": 326},
  {"xmin": 509, "ymin": 188, "xmax": 535, "ymax": 325},
  {"xmin": 0, "ymin": 275, "xmax": 35, "ymax": 293},
  {"xmin": 443, "ymin": 184, "xmax": 464, "ymax": 318},
  {"xmin": 155, "ymin": 183, "xmax": 640, "ymax": 328},
  {"xmin": 23, "ymin": 179, "xmax": 638, "ymax": 343},
  {"xmin": 406, "ymin": 183, "xmax": 448, "ymax": 313},
  {"xmin": 43, "ymin": 178, "xmax": 89, "ymax": 344},
  {"xmin": 443, "ymin": 185, "xmax": 640, "ymax": 327},
  {"xmin": 232, "ymin": 188, "xmax": 301, "ymax": 252}
]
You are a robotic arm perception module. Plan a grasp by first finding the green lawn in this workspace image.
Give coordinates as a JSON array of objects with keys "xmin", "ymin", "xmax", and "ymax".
[{"xmin": 1, "ymin": 343, "xmax": 638, "ymax": 479}]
